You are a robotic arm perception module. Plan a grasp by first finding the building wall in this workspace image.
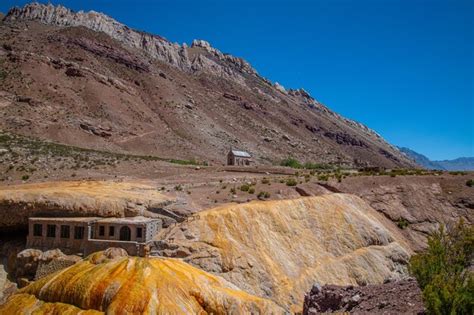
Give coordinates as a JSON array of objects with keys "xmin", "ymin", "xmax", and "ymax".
[
  {"xmin": 227, "ymin": 154, "xmax": 250, "ymax": 166},
  {"xmin": 27, "ymin": 218, "xmax": 161, "ymax": 257},
  {"xmin": 26, "ymin": 219, "xmax": 94, "ymax": 255},
  {"xmin": 90, "ymin": 220, "xmax": 160, "ymax": 243}
]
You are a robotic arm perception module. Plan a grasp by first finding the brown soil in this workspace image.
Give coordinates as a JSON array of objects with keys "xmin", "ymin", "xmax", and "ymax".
[{"xmin": 303, "ymin": 278, "xmax": 425, "ymax": 314}]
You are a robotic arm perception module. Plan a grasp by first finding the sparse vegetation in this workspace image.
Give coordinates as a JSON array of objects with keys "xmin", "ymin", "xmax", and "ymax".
[
  {"xmin": 21, "ymin": 174, "xmax": 29, "ymax": 181},
  {"xmin": 280, "ymin": 157, "xmax": 303, "ymax": 169},
  {"xmin": 466, "ymin": 180, "xmax": 474, "ymax": 187},
  {"xmin": 286, "ymin": 178, "xmax": 297, "ymax": 186},
  {"xmin": 303, "ymin": 162, "xmax": 333, "ymax": 170},
  {"xmin": 449, "ymin": 171, "xmax": 468, "ymax": 176},
  {"xmin": 0, "ymin": 131, "xmax": 205, "ymax": 177},
  {"xmin": 257, "ymin": 191, "xmax": 270, "ymax": 199},
  {"xmin": 318, "ymin": 174, "xmax": 329, "ymax": 181},
  {"xmin": 261, "ymin": 178, "xmax": 270, "ymax": 184},
  {"xmin": 280, "ymin": 158, "xmax": 336, "ymax": 171},
  {"xmin": 240, "ymin": 184, "xmax": 250, "ymax": 192},
  {"xmin": 248, "ymin": 187, "xmax": 255, "ymax": 194},
  {"xmin": 397, "ymin": 218, "xmax": 409, "ymax": 229},
  {"xmin": 409, "ymin": 220, "xmax": 473, "ymax": 315},
  {"xmin": 174, "ymin": 184, "xmax": 183, "ymax": 191}
]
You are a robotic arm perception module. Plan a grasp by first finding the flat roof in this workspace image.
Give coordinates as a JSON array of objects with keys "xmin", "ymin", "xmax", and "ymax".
[
  {"xmin": 29, "ymin": 216, "xmax": 159, "ymax": 224},
  {"xmin": 29, "ymin": 217, "xmax": 101, "ymax": 222},
  {"xmin": 96, "ymin": 216, "xmax": 159, "ymax": 224},
  {"xmin": 231, "ymin": 150, "xmax": 251, "ymax": 158}
]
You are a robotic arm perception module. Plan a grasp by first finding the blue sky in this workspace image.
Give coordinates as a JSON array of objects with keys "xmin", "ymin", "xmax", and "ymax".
[{"xmin": 1, "ymin": 0, "xmax": 473, "ymax": 160}]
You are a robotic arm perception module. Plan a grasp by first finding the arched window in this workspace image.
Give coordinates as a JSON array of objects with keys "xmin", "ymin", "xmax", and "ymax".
[{"xmin": 119, "ymin": 226, "xmax": 131, "ymax": 241}]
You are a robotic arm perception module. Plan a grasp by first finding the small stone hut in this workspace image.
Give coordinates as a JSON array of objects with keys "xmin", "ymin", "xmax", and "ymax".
[{"xmin": 227, "ymin": 149, "xmax": 252, "ymax": 166}]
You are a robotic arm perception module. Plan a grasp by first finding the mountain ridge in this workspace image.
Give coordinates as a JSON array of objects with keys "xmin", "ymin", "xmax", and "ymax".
[
  {"xmin": 0, "ymin": 2, "xmax": 416, "ymax": 168},
  {"xmin": 399, "ymin": 147, "xmax": 474, "ymax": 171}
]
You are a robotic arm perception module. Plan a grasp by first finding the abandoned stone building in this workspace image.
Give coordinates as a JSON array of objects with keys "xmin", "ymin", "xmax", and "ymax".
[
  {"xmin": 26, "ymin": 216, "xmax": 161, "ymax": 257},
  {"xmin": 227, "ymin": 149, "xmax": 252, "ymax": 166}
]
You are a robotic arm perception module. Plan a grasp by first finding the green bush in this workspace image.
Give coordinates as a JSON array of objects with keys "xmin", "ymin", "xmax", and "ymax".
[
  {"xmin": 318, "ymin": 174, "xmax": 329, "ymax": 181},
  {"xmin": 280, "ymin": 157, "xmax": 302, "ymax": 169},
  {"xmin": 248, "ymin": 187, "xmax": 255, "ymax": 194},
  {"xmin": 0, "ymin": 69, "xmax": 7, "ymax": 81},
  {"xmin": 397, "ymin": 218, "xmax": 409, "ymax": 229},
  {"xmin": 466, "ymin": 180, "xmax": 474, "ymax": 187},
  {"xmin": 409, "ymin": 220, "xmax": 473, "ymax": 314},
  {"xmin": 257, "ymin": 191, "xmax": 271, "ymax": 199},
  {"xmin": 21, "ymin": 174, "xmax": 29, "ymax": 181},
  {"xmin": 261, "ymin": 178, "xmax": 270, "ymax": 184},
  {"xmin": 240, "ymin": 184, "xmax": 250, "ymax": 192},
  {"xmin": 286, "ymin": 178, "xmax": 297, "ymax": 186}
]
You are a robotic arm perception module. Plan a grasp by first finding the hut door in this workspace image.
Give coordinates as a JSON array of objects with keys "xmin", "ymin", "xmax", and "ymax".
[{"xmin": 119, "ymin": 226, "xmax": 131, "ymax": 241}]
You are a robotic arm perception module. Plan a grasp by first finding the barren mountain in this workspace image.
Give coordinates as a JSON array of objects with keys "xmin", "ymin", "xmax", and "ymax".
[{"xmin": 0, "ymin": 2, "xmax": 416, "ymax": 168}]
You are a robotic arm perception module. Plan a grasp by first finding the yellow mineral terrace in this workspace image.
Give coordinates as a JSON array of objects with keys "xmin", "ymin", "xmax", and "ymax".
[
  {"xmin": 159, "ymin": 193, "xmax": 413, "ymax": 311},
  {"xmin": 0, "ymin": 251, "xmax": 283, "ymax": 314}
]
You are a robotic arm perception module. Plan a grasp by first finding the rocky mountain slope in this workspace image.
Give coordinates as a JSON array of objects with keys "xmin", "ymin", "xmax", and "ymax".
[
  {"xmin": 154, "ymin": 194, "xmax": 412, "ymax": 311},
  {"xmin": 0, "ymin": 2, "xmax": 416, "ymax": 168},
  {"xmin": 399, "ymin": 147, "xmax": 474, "ymax": 171},
  {"xmin": 0, "ymin": 249, "xmax": 283, "ymax": 314}
]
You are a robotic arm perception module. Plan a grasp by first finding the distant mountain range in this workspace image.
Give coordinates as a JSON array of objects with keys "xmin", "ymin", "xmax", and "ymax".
[{"xmin": 398, "ymin": 147, "xmax": 474, "ymax": 171}]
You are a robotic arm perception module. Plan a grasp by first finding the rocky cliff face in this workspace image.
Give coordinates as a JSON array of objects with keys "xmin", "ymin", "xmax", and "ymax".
[
  {"xmin": 0, "ymin": 2, "xmax": 416, "ymax": 168},
  {"xmin": 4, "ymin": 3, "xmax": 258, "ymax": 86},
  {"xmin": 0, "ymin": 249, "xmax": 283, "ymax": 314},
  {"xmin": 154, "ymin": 194, "xmax": 412, "ymax": 311},
  {"xmin": 5, "ymin": 2, "xmax": 191, "ymax": 71}
]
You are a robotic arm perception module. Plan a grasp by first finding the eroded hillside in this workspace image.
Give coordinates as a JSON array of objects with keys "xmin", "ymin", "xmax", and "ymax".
[
  {"xmin": 154, "ymin": 194, "xmax": 412, "ymax": 311},
  {"xmin": 0, "ymin": 249, "xmax": 283, "ymax": 314},
  {"xmin": 0, "ymin": 3, "xmax": 416, "ymax": 168}
]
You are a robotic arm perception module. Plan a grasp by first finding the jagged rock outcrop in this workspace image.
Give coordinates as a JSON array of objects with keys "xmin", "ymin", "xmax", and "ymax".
[
  {"xmin": 303, "ymin": 278, "xmax": 425, "ymax": 314},
  {"xmin": 4, "ymin": 3, "xmax": 259, "ymax": 86},
  {"xmin": 0, "ymin": 251, "xmax": 283, "ymax": 314},
  {"xmin": 5, "ymin": 2, "xmax": 191, "ymax": 71},
  {"xmin": 14, "ymin": 249, "xmax": 81, "ymax": 285},
  {"xmin": 154, "ymin": 194, "xmax": 412, "ymax": 311},
  {"xmin": 0, "ymin": 180, "xmax": 174, "ymax": 231}
]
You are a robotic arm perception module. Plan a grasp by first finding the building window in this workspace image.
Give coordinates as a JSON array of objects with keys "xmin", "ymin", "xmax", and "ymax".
[
  {"xmin": 136, "ymin": 227, "xmax": 143, "ymax": 238},
  {"xmin": 99, "ymin": 226, "xmax": 105, "ymax": 236},
  {"xmin": 33, "ymin": 224, "xmax": 42, "ymax": 237},
  {"xmin": 74, "ymin": 226, "xmax": 85, "ymax": 239},
  {"xmin": 46, "ymin": 224, "xmax": 56, "ymax": 238},
  {"xmin": 60, "ymin": 225, "xmax": 70, "ymax": 238},
  {"xmin": 109, "ymin": 226, "xmax": 115, "ymax": 237}
]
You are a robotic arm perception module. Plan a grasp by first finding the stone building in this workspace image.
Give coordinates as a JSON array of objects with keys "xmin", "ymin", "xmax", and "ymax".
[
  {"xmin": 227, "ymin": 149, "xmax": 252, "ymax": 166},
  {"xmin": 26, "ymin": 216, "xmax": 161, "ymax": 257}
]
